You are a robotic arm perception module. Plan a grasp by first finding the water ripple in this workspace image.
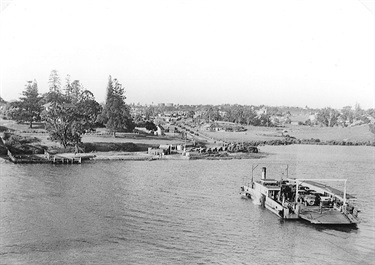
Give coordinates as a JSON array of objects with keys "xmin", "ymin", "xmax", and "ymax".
[{"xmin": 0, "ymin": 146, "xmax": 374, "ymax": 264}]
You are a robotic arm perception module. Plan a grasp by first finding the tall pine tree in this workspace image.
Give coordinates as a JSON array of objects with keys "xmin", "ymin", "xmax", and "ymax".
[
  {"xmin": 48, "ymin": 70, "xmax": 61, "ymax": 92},
  {"xmin": 99, "ymin": 75, "xmax": 134, "ymax": 137},
  {"xmin": 46, "ymin": 70, "xmax": 65, "ymax": 105},
  {"xmin": 64, "ymin": 75, "xmax": 82, "ymax": 104},
  {"xmin": 9, "ymin": 80, "xmax": 42, "ymax": 128}
]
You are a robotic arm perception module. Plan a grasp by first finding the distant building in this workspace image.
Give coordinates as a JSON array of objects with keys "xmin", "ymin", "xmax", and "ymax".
[
  {"xmin": 43, "ymin": 102, "xmax": 52, "ymax": 111},
  {"xmin": 309, "ymin": 113, "xmax": 318, "ymax": 124},
  {"xmin": 256, "ymin": 107, "xmax": 267, "ymax": 116},
  {"xmin": 43, "ymin": 102, "xmax": 74, "ymax": 111},
  {"xmin": 367, "ymin": 116, "xmax": 375, "ymax": 124},
  {"xmin": 218, "ymin": 110, "xmax": 227, "ymax": 117},
  {"xmin": 159, "ymin": 144, "xmax": 171, "ymax": 154},
  {"xmin": 154, "ymin": 125, "xmax": 165, "ymax": 136}
]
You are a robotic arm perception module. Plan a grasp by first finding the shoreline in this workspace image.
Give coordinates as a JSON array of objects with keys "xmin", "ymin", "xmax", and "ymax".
[
  {"xmin": 0, "ymin": 150, "xmax": 268, "ymax": 163},
  {"xmin": 1, "ymin": 143, "xmax": 372, "ymax": 164}
]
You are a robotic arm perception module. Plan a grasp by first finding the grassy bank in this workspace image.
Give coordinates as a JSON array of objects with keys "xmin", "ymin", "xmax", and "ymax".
[
  {"xmin": 1, "ymin": 118, "xmax": 374, "ymax": 159},
  {"xmin": 0, "ymin": 118, "xmax": 186, "ymax": 155},
  {"xmin": 200, "ymin": 124, "xmax": 375, "ymax": 146}
]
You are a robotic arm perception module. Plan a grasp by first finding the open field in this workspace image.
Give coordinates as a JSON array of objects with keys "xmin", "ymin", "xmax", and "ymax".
[
  {"xmin": 281, "ymin": 124, "xmax": 374, "ymax": 142},
  {"xmin": 199, "ymin": 124, "xmax": 375, "ymax": 144},
  {"xmin": 19, "ymin": 132, "xmax": 186, "ymax": 149}
]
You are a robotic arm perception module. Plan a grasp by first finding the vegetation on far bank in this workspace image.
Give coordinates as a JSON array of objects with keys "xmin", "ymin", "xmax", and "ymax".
[{"xmin": 0, "ymin": 69, "xmax": 374, "ymax": 155}]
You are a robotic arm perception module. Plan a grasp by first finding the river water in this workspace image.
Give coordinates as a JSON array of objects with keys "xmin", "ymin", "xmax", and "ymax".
[{"xmin": 0, "ymin": 145, "xmax": 374, "ymax": 264}]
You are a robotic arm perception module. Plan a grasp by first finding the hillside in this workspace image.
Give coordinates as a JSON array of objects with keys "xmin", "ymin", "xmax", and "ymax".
[{"xmin": 199, "ymin": 124, "xmax": 375, "ymax": 144}]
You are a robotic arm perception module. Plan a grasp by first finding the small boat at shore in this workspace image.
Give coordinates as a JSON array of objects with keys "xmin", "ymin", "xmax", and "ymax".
[{"xmin": 240, "ymin": 165, "xmax": 360, "ymax": 225}]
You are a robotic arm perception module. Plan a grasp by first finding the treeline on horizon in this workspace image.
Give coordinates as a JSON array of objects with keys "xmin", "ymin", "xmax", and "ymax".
[{"xmin": 130, "ymin": 101, "xmax": 375, "ymax": 130}]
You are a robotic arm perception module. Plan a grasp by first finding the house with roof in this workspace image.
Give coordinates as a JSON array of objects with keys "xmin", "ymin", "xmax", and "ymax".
[{"xmin": 154, "ymin": 125, "xmax": 165, "ymax": 136}]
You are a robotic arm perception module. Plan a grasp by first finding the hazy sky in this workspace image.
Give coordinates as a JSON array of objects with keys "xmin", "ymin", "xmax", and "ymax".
[{"xmin": 0, "ymin": 0, "xmax": 374, "ymax": 109}]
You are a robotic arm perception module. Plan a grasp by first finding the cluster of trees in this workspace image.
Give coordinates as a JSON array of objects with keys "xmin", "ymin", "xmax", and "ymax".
[
  {"xmin": 2, "ymin": 70, "xmax": 134, "ymax": 149},
  {"xmin": 313, "ymin": 104, "xmax": 373, "ymax": 127},
  {"xmin": 200, "ymin": 105, "xmax": 269, "ymax": 126},
  {"xmin": 42, "ymin": 70, "xmax": 103, "ymax": 148}
]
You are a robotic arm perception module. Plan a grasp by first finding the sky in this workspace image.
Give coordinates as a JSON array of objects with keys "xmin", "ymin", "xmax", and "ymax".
[{"xmin": 0, "ymin": 0, "xmax": 374, "ymax": 109}]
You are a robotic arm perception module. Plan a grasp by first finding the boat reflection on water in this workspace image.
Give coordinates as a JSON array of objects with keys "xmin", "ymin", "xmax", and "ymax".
[
  {"xmin": 310, "ymin": 223, "xmax": 359, "ymax": 233},
  {"xmin": 276, "ymin": 217, "xmax": 360, "ymax": 234}
]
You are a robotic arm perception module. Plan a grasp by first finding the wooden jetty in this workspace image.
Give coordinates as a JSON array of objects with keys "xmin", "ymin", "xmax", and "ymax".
[
  {"xmin": 46, "ymin": 150, "xmax": 96, "ymax": 164},
  {"xmin": 7, "ymin": 150, "xmax": 95, "ymax": 164},
  {"xmin": 50, "ymin": 152, "xmax": 96, "ymax": 164},
  {"xmin": 53, "ymin": 155, "xmax": 82, "ymax": 164}
]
